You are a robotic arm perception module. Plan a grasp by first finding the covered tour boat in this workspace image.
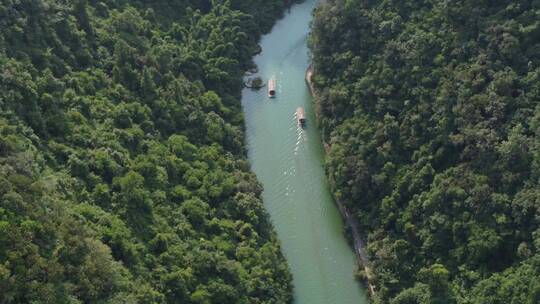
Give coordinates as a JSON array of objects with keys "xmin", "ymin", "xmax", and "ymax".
[
  {"xmin": 296, "ymin": 107, "xmax": 306, "ymax": 127},
  {"xmin": 268, "ymin": 78, "xmax": 276, "ymax": 98}
]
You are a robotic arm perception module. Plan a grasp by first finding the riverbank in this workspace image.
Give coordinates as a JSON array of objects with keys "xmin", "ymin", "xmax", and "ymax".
[{"xmin": 306, "ymin": 65, "xmax": 377, "ymax": 297}]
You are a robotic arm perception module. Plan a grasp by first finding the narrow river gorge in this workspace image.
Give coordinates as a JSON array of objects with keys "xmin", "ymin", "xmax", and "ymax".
[{"xmin": 241, "ymin": 1, "xmax": 369, "ymax": 303}]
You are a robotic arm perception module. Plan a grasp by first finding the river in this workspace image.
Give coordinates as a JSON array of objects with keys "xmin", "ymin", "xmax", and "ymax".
[{"xmin": 240, "ymin": 1, "xmax": 368, "ymax": 303}]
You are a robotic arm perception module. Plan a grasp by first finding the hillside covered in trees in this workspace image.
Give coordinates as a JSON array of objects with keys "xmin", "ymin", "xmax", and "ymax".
[
  {"xmin": 0, "ymin": 0, "xmax": 297, "ymax": 303},
  {"xmin": 310, "ymin": 0, "xmax": 540, "ymax": 303}
]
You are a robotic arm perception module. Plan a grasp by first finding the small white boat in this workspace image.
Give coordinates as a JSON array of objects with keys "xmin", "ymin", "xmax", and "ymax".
[
  {"xmin": 268, "ymin": 78, "xmax": 276, "ymax": 98},
  {"xmin": 296, "ymin": 107, "xmax": 306, "ymax": 127}
]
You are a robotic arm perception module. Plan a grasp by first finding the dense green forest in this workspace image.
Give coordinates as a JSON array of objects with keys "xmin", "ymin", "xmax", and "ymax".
[
  {"xmin": 0, "ymin": 0, "xmax": 297, "ymax": 303},
  {"xmin": 310, "ymin": 0, "xmax": 540, "ymax": 303}
]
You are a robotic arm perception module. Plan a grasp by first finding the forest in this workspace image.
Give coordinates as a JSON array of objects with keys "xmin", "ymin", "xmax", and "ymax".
[
  {"xmin": 310, "ymin": 0, "xmax": 540, "ymax": 303},
  {"xmin": 0, "ymin": 0, "xmax": 297, "ymax": 303}
]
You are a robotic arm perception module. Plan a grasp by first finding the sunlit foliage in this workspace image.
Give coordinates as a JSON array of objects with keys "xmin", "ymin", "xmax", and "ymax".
[{"xmin": 0, "ymin": 0, "xmax": 296, "ymax": 302}]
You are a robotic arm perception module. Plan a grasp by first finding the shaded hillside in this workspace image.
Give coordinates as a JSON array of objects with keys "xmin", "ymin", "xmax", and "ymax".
[{"xmin": 309, "ymin": 0, "xmax": 540, "ymax": 303}]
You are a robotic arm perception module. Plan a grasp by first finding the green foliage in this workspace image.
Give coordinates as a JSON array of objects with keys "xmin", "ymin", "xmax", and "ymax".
[
  {"xmin": 310, "ymin": 0, "xmax": 540, "ymax": 303},
  {"xmin": 0, "ymin": 0, "xmax": 297, "ymax": 303}
]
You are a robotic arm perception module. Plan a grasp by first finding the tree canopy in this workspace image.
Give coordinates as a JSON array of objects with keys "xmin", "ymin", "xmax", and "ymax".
[
  {"xmin": 310, "ymin": 0, "xmax": 540, "ymax": 303},
  {"xmin": 0, "ymin": 0, "xmax": 297, "ymax": 303}
]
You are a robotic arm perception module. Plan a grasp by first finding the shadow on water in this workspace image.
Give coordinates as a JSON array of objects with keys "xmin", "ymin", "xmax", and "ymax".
[
  {"xmin": 279, "ymin": 35, "xmax": 309, "ymax": 66},
  {"xmin": 241, "ymin": 1, "xmax": 369, "ymax": 303}
]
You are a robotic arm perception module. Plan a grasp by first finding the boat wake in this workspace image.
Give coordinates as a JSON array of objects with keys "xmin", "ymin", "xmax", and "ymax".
[{"xmin": 294, "ymin": 114, "xmax": 307, "ymax": 156}]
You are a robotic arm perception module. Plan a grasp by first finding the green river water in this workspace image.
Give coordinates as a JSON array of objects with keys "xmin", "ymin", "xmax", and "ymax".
[{"xmin": 241, "ymin": 1, "xmax": 368, "ymax": 303}]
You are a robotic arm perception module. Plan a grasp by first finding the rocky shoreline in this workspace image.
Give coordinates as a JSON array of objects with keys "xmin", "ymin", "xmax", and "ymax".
[{"xmin": 305, "ymin": 65, "xmax": 377, "ymax": 297}]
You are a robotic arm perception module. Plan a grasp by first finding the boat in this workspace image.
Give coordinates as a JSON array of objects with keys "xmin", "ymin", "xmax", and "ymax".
[
  {"xmin": 296, "ymin": 107, "xmax": 306, "ymax": 127},
  {"xmin": 268, "ymin": 78, "xmax": 276, "ymax": 98}
]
